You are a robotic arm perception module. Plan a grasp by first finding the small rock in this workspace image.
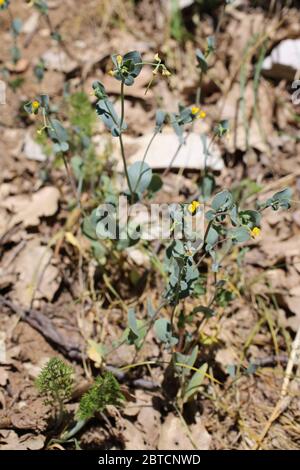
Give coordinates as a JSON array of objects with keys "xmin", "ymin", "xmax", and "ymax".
[
  {"xmin": 42, "ymin": 49, "xmax": 78, "ymax": 74},
  {"xmin": 22, "ymin": 12, "xmax": 39, "ymax": 35},
  {"xmin": 118, "ymin": 132, "xmax": 223, "ymax": 171},
  {"xmin": 126, "ymin": 247, "xmax": 150, "ymax": 267},
  {"xmin": 262, "ymin": 39, "xmax": 300, "ymax": 80},
  {"xmin": 23, "ymin": 132, "xmax": 47, "ymax": 162}
]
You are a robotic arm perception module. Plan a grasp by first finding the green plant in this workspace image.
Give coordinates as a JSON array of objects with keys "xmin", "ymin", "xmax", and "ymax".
[
  {"xmin": 29, "ymin": 44, "xmax": 293, "ymax": 413},
  {"xmin": 77, "ymin": 373, "xmax": 124, "ymax": 421},
  {"xmin": 87, "ymin": 48, "xmax": 293, "ymax": 407},
  {"xmin": 36, "ymin": 359, "xmax": 124, "ymax": 441},
  {"xmin": 170, "ymin": 0, "xmax": 187, "ymax": 43},
  {"xmin": 60, "ymin": 372, "xmax": 124, "ymax": 442},
  {"xmin": 36, "ymin": 357, "xmax": 74, "ymax": 424},
  {"xmin": 0, "ymin": 0, "xmax": 22, "ymax": 64},
  {"xmin": 23, "ymin": 94, "xmax": 79, "ymax": 202}
]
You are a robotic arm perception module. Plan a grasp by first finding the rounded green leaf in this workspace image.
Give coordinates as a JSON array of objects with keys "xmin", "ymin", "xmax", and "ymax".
[
  {"xmin": 128, "ymin": 161, "xmax": 152, "ymax": 194},
  {"xmin": 211, "ymin": 190, "xmax": 233, "ymax": 212}
]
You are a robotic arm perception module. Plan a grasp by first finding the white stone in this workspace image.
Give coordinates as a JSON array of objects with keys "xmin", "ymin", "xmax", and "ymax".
[
  {"xmin": 262, "ymin": 39, "xmax": 300, "ymax": 80},
  {"xmin": 23, "ymin": 132, "xmax": 47, "ymax": 162},
  {"xmin": 120, "ymin": 132, "xmax": 223, "ymax": 172},
  {"xmin": 42, "ymin": 49, "xmax": 78, "ymax": 74}
]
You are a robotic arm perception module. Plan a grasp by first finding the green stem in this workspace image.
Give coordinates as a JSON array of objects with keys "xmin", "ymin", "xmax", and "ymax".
[
  {"xmin": 118, "ymin": 133, "xmax": 133, "ymax": 202},
  {"xmin": 118, "ymin": 81, "xmax": 134, "ymax": 202},
  {"xmin": 60, "ymin": 419, "xmax": 87, "ymax": 441},
  {"xmin": 47, "ymin": 116, "xmax": 79, "ymax": 205},
  {"xmin": 106, "ymin": 300, "xmax": 167, "ymax": 358},
  {"xmin": 120, "ymin": 81, "xmax": 125, "ymax": 129},
  {"xmin": 162, "ymin": 142, "xmax": 183, "ymax": 177},
  {"xmin": 132, "ymin": 129, "xmax": 160, "ymax": 194}
]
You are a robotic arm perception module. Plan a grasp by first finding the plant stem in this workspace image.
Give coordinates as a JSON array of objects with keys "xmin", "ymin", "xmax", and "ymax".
[
  {"xmin": 60, "ymin": 419, "xmax": 87, "ymax": 441},
  {"xmin": 120, "ymin": 81, "xmax": 125, "ymax": 129},
  {"xmin": 170, "ymin": 268, "xmax": 183, "ymax": 354},
  {"xmin": 61, "ymin": 153, "xmax": 79, "ymax": 203},
  {"xmin": 132, "ymin": 129, "xmax": 159, "ymax": 194},
  {"xmin": 118, "ymin": 81, "xmax": 134, "ymax": 203},
  {"xmin": 118, "ymin": 133, "xmax": 133, "ymax": 201},
  {"xmin": 162, "ymin": 142, "xmax": 183, "ymax": 177},
  {"xmin": 47, "ymin": 116, "xmax": 79, "ymax": 205}
]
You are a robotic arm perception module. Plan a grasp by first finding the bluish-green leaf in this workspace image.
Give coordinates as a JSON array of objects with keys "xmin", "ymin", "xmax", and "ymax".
[
  {"xmin": 154, "ymin": 318, "xmax": 178, "ymax": 346},
  {"xmin": 147, "ymin": 173, "xmax": 163, "ymax": 194},
  {"xmin": 155, "ymin": 110, "xmax": 166, "ymax": 131},
  {"xmin": 229, "ymin": 226, "xmax": 251, "ymax": 243},
  {"xmin": 214, "ymin": 119, "xmax": 230, "ymax": 137},
  {"xmin": 196, "ymin": 48, "xmax": 208, "ymax": 73},
  {"xmin": 191, "ymin": 306, "xmax": 215, "ymax": 317},
  {"xmin": 183, "ymin": 363, "xmax": 208, "ymax": 402},
  {"xmin": 11, "ymin": 18, "xmax": 22, "ymax": 36},
  {"xmin": 206, "ymin": 226, "xmax": 219, "ymax": 246},
  {"xmin": 128, "ymin": 161, "xmax": 152, "ymax": 194},
  {"xmin": 200, "ymin": 174, "xmax": 215, "ymax": 202},
  {"xmin": 211, "ymin": 190, "xmax": 233, "ymax": 212},
  {"xmin": 238, "ymin": 209, "xmax": 261, "ymax": 229},
  {"xmin": 96, "ymin": 98, "xmax": 126, "ymax": 137},
  {"xmin": 128, "ymin": 308, "xmax": 139, "ymax": 337},
  {"xmin": 175, "ymin": 346, "xmax": 198, "ymax": 376}
]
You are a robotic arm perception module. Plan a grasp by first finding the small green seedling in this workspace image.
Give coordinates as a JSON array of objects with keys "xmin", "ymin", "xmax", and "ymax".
[
  {"xmin": 36, "ymin": 357, "xmax": 74, "ymax": 424},
  {"xmin": 61, "ymin": 372, "xmax": 124, "ymax": 442},
  {"xmin": 36, "ymin": 359, "xmax": 124, "ymax": 441},
  {"xmin": 77, "ymin": 372, "xmax": 124, "ymax": 421}
]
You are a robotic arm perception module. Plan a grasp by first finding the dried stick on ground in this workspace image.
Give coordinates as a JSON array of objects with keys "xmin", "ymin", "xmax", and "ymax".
[{"xmin": 253, "ymin": 323, "xmax": 300, "ymax": 450}]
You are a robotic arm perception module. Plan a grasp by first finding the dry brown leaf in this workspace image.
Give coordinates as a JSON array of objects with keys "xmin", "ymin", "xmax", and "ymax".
[
  {"xmin": 261, "ymin": 235, "xmax": 300, "ymax": 262},
  {"xmin": 0, "ymin": 367, "xmax": 9, "ymax": 387},
  {"xmin": 0, "ymin": 430, "xmax": 45, "ymax": 450},
  {"xmin": 265, "ymin": 269, "xmax": 288, "ymax": 292},
  {"xmin": 10, "ymin": 399, "xmax": 49, "ymax": 432},
  {"xmin": 137, "ymin": 406, "xmax": 161, "ymax": 448},
  {"xmin": 284, "ymin": 296, "xmax": 300, "ymax": 332},
  {"xmin": 122, "ymin": 419, "xmax": 150, "ymax": 450},
  {"xmin": 5, "ymin": 59, "xmax": 29, "ymax": 73},
  {"xmin": 221, "ymin": 80, "xmax": 274, "ymax": 153},
  {"xmin": 10, "ymin": 239, "xmax": 60, "ymax": 308},
  {"xmin": 215, "ymin": 348, "xmax": 238, "ymax": 369},
  {"xmin": 227, "ymin": 11, "xmax": 265, "ymax": 75},
  {"xmin": 158, "ymin": 414, "xmax": 211, "ymax": 450},
  {"xmin": 2, "ymin": 186, "xmax": 60, "ymax": 229},
  {"xmin": 86, "ymin": 339, "xmax": 103, "ymax": 367}
]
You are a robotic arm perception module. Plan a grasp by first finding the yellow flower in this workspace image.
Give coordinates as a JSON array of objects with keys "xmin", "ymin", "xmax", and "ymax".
[
  {"xmin": 191, "ymin": 106, "xmax": 206, "ymax": 119},
  {"xmin": 191, "ymin": 106, "xmax": 200, "ymax": 115},
  {"xmin": 116, "ymin": 55, "xmax": 122, "ymax": 66},
  {"xmin": 32, "ymin": 100, "xmax": 40, "ymax": 111},
  {"xmin": 0, "ymin": 0, "xmax": 5, "ymax": 6},
  {"xmin": 188, "ymin": 200, "xmax": 200, "ymax": 214},
  {"xmin": 162, "ymin": 68, "xmax": 171, "ymax": 77},
  {"xmin": 154, "ymin": 53, "xmax": 160, "ymax": 62},
  {"xmin": 108, "ymin": 70, "xmax": 116, "ymax": 76},
  {"xmin": 250, "ymin": 226, "xmax": 261, "ymax": 238}
]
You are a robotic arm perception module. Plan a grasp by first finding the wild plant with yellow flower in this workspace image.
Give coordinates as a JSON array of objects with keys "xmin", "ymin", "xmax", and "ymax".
[{"xmin": 23, "ymin": 45, "xmax": 292, "ymax": 413}]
